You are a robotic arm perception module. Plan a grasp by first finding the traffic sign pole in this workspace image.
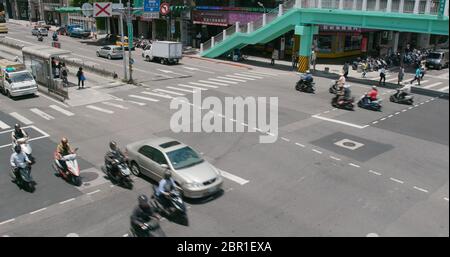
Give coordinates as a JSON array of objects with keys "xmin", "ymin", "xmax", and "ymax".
[
  {"xmin": 127, "ymin": 1, "xmax": 133, "ymax": 83},
  {"xmin": 119, "ymin": 0, "xmax": 127, "ymax": 81}
]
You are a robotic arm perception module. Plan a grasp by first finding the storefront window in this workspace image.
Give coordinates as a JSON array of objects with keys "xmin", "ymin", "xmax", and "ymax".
[
  {"xmin": 318, "ymin": 35, "xmax": 332, "ymax": 52},
  {"xmin": 344, "ymin": 35, "xmax": 361, "ymax": 51}
]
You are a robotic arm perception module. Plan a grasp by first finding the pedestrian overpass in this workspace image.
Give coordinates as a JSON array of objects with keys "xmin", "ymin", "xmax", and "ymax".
[{"xmin": 200, "ymin": 0, "xmax": 449, "ymax": 72}]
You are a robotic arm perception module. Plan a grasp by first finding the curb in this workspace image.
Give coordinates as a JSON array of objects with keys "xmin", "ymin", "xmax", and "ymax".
[{"xmin": 184, "ymin": 55, "xmax": 251, "ymax": 69}]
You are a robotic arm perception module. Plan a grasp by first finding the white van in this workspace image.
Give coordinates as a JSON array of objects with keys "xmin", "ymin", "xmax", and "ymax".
[{"xmin": 0, "ymin": 59, "xmax": 38, "ymax": 98}]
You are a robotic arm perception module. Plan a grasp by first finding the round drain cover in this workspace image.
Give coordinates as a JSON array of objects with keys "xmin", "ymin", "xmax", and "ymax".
[{"xmin": 343, "ymin": 142, "xmax": 356, "ymax": 147}]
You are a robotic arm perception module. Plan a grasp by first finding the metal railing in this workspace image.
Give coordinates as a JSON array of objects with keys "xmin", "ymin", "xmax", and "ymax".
[{"xmin": 201, "ymin": 0, "xmax": 447, "ymax": 53}]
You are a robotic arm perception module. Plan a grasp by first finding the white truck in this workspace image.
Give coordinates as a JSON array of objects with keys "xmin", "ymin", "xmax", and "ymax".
[
  {"xmin": 142, "ymin": 41, "xmax": 182, "ymax": 65},
  {"xmin": 0, "ymin": 59, "xmax": 38, "ymax": 98}
]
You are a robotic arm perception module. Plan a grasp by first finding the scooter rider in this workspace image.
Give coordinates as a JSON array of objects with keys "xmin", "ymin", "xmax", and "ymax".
[
  {"xmin": 301, "ymin": 70, "xmax": 314, "ymax": 85},
  {"xmin": 105, "ymin": 141, "xmax": 127, "ymax": 179},
  {"xmin": 338, "ymin": 84, "xmax": 352, "ymax": 105},
  {"xmin": 10, "ymin": 145, "xmax": 32, "ymax": 182},
  {"xmin": 395, "ymin": 83, "xmax": 412, "ymax": 100},
  {"xmin": 11, "ymin": 124, "xmax": 28, "ymax": 146},
  {"xmin": 55, "ymin": 137, "xmax": 75, "ymax": 175},
  {"xmin": 363, "ymin": 85, "xmax": 379, "ymax": 105},
  {"xmin": 156, "ymin": 170, "xmax": 176, "ymax": 211},
  {"xmin": 130, "ymin": 195, "xmax": 160, "ymax": 237}
]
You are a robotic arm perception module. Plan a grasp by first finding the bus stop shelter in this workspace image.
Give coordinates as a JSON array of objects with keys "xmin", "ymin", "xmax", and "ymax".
[{"xmin": 22, "ymin": 45, "xmax": 72, "ymax": 100}]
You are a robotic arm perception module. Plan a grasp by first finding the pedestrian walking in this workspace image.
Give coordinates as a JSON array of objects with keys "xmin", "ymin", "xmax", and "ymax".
[
  {"xmin": 398, "ymin": 65, "xmax": 405, "ymax": 85},
  {"xmin": 310, "ymin": 50, "xmax": 317, "ymax": 71},
  {"xmin": 76, "ymin": 67, "xmax": 85, "ymax": 89},
  {"xmin": 292, "ymin": 52, "xmax": 298, "ymax": 70},
  {"xmin": 379, "ymin": 66, "xmax": 386, "ymax": 86},
  {"xmin": 271, "ymin": 49, "xmax": 279, "ymax": 66},
  {"xmin": 420, "ymin": 64, "xmax": 426, "ymax": 80},
  {"xmin": 410, "ymin": 66, "xmax": 422, "ymax": 85},
  {"xmin": 61, "ymin": 63, "xmax": 69, "ymax": 87},
  {"xmin": 362, "ymin": 61, "xmax": 368, "ymax": 78},
  {"xmin": 51, "ymin": 58, "xmax": 57, "ymax": 78},
  {"xmin": 343, "ymin": 62, "xmax": 349, "ymax": 79}
]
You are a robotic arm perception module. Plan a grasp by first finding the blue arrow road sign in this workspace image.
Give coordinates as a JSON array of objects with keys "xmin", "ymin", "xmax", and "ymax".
[{"xmin": 144, "ymin": 0, "xmax": 160, "ymax": 12}]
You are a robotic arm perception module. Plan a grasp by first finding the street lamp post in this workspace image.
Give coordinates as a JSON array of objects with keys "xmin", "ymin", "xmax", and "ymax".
[
  {"xmin": 126, "ymin": 1, "xmax": 133, "ymax": 83},
  {"xmin": 119, "ymin": 0, "xmax": 127, "ymax": 81},
  {"xmin": 257, "ymin": 2, "xmax": 266, "ymax": 14}
]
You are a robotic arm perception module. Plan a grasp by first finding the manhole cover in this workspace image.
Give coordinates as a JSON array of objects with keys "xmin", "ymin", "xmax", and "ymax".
[
  {"xmin": 334, "ymin": 139, "xmax": 364, "ymax": 150},
  {"xmin": 81, "ymin": 172, "xmax": 99, "ymax": 183}
]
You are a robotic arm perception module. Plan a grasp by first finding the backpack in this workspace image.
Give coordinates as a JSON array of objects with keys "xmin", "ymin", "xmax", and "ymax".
[{"xmin": 62, "ymin": 69, "xmax": 68, "ymax": 77}]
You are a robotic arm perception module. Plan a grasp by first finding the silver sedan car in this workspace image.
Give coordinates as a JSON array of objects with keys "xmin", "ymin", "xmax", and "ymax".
[
  {"xmin": 96, "ymin": 45, "xmax": 124, "ymax": 59},
  {"xmin": 126, "ymin": 138, "xmax": 223, "ymax": 199}
]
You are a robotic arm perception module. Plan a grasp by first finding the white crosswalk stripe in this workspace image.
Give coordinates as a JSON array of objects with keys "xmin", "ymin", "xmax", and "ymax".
[
  {"xmin": 167, "ymin": 86, "xmax": 195, "ymax": 93},
  {"xmin": 9, "ymin": 112, "xmax": 33, "ymax": 125},
  {"xmin": 0, "ymin": 120, "xmax": 10, "ymax": 129},
  {"xmin": 102, "ymin": 102, "xmax": 129, "ymax": 109},
  {"xmin": 241, "ymin": 72, "xmax": 271, "ymax": 77},
  {"xmin": 129, "ymin": 95, "xmax": 160, "ymax": 102},
  {"xmin": 113, "ymin": 98, "xmax": 147, "ymax": 106},
  {"xmin": 177, "ymin": 84, "xmax": 208, "ymax": 91},
  {"xmin": 86, "ymin": 105, "xmax": 114, "ymax": 114},
  {"xmin": 189, "ymin": 82, "xmax": 218, "ymax": 88},
  {"xmin": 226, "ymin": 75, "xmax": 255, "ymax": 80},
  {"xmin": 218, "ymin": 76, "xmax": 246, "ymax": 82},
  {"xmin": 385, "ymin": 77, "xmax": 398, "ymax": 82},
  {"xmin": 438, "ymin": 86, "xmax": 449, "ymax": 92},
  {"xmin": 30, "ymin": 108, "xmax": 55, "ymax": 120},
  {"xmin": 247, "ymin": 70, "xmax": 278, "ymax": 76},
  {"xmin": 234, "ymin": 73, "xmax": 264, "ymax": 79},
  {"xmin": 49, "ymin": 105, "xmax": 75, "ymax": 116},
  {"xmin": 141, "ymin": 91, "xmax": 173, "ymax": 99},
  {"xmin": 208, "ymin": 78, "xmax": 238, "ymax": 84},
  {"xmin": 198, "ymin": 80, "xmax": 229, "ymax": 86},
  {"xmin": 183, "ymin": 66, "xmax": 215, "ymax": 74},
  {"xmin": 154, "ymin": 89, "xmax": 185, "ymax": 96},
  {"xmin": 422, "ymin": 82, "xmax": 443, "ymax": 89}
]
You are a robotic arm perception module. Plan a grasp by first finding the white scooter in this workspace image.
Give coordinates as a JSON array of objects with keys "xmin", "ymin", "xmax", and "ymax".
[
  {"xmin": 53, "ymin": 148, "xmax": 81, "ymax": 186},
  {"xmin": 12, "ymin": 137, "xmax": 35, "ymax": 164}
]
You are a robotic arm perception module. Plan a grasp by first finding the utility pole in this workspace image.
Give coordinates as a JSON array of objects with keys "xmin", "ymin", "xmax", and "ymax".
[
  {"xmin": 126, "ymin": 1, "xmax": 133, "ymax": 83},
  {"xmin": 119, "ymin": 0, "xmax": 127, "ymax": 81}
]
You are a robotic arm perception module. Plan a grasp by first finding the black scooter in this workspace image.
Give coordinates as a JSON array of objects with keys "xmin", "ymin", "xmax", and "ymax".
[
  {"xmin": 12, "ymin": 163, "xmax": 35, "ymax": 192},
  {"xmin": 295, "ymin": 80, "xmax": 316, "ymax": 94},
  {"xmin": 103, "ymin": 156, "xmax": 133, "ymax": 189},
  {"xmin": 152, "ymin": 185, "xmax": 188, "ymax": 225},
  {"xmin": 129, "ymin": 218, "xmax": 166, "ymax": 237},
  {"xmin": 332, "ymin": 96, "xmax": 355, "ymax": 111},
  {"xmin": 390, "ymin": 90, "xmax": 414, "ymax": 105},
  {"xmin": 329, "ymin": 80, "xmax": 339, "ymax": 94}
]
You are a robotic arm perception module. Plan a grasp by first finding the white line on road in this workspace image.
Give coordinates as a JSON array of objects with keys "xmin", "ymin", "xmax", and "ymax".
[
  {"xmin": 166, "ymin": 86, "xmax": 195, "ymax": 93},
  {"xmin": 444, "ymin": 197, "xmax": 449, "ymax": 201},
  {"xmin": 0, "ymin": 219, "xmax": 15, "ymax": 226},
  {"xmin": 30, "ymin": 207, "xmax": 47, "ymax": 215},
  {"xmin": 226, "ymin": 75, "xmax": 255, "ymax": 80},
  {"xmin": 372, "ymin": 121, "xmax": 379, "ymax": 124},
  {"xmin": 330, "ymin": 156, "xmax": 341, "ymax": 161},
  {"xmin": 390, "ymin": 178, "xmax": 404, "ymax": 184},
  {"xmin": 220, "ymin": 170, "xmax": 249, "ymax": 186},
  {"xmin": 422, "ymin": 82, "xmax": 443, "ymax": 89},
  {"xmin": 395, "ymin": 112, "xmax": 401, "ymax": 115},
  {"xmin": 9, "ymin": 112, "xmax": 33, "ymax": 125},
  {"xmin": 198, "ymin": 80, "xmax": 229, "ymax": 86},
  {"xmin": 349, "ymin": 163, "xmax": 360, "ymax": 168},
  {"xmin": 312, "ymin": 149, "xmax": 322, "ymax": 154},
  {"xmin": 402, "ymin": 109, "xmax": 408, "ymax": 112},
  {"xmin": 281, "ymin": 137, "xmax": 290, "ymax": 142},
  {"xmin": 385, "ymin": 77, "xmax": 398, "ymax": 82},
  {"xmin": 86, "ymin": 105, "xmax": 114, "ymax": 114},
  {"xmin": 380, "ymin": 118, "xmax": 386, "ymax": 121},
  {"xmin": 368, "ymin": 170, "xmax": 382, "ymax": 176},
  {"xmin": 30, "ymin": 108, "xmax": 55, "ymax": 120},
  {"xmin": 241, "ymin": 122, "xmax": 249, "ymax": 127},
  {"xmin": 142, "ymin": 91, "xmax": 173, "ymax": 99},
  {"xmin": 225, "ymin": 188, "xmax": 234, "ymax": 193},
  {"xmin": 438, "ymin": 86, "xmax": 449, "ymax": 92},
  {"xmin": 413, "ymin": 186, "xmax": 429, "ymax": 193},
  {"xmin": 189, "ymin": 82, "xmax": 218, "ymax": 88},
  {"xmin": 102, "ymin": 102, "xmax": 129, "ymax": 110},
  {"xmin": 177, "ymin": 84, "xmax": 208, "ymax": 91},
  {"xmin": 312, "ymin": 115, "xmax": 369, "ymax": 129},
  {"xmin": 123, "ymin": 234, "xmax": 129, "ymax": 237},
  {"xmin": 49, "ymin": 105, "xmax": 75, "ymax": 116},
  {"xmin": 183, "ymin": 66, "xmax": 215, "ymax": 74},
  {"xmin": 87, "ymin": 189, "xmax": 101, "ymax": 195},
  {"xmin": 154, "ymin": 89, "xmax": 185, "ymax": 96},
  {"xmin": 208, "ymin": 78, "xmax": 238, "ymax": 84},
  {"xmin": 218, "ymin": 76, "xmax": 246, "ymax": 82},
  {"xmin": 59, "ymin": 198, "xmax": 76, "ymax": 205},
  {"xmin": 129, "ymin": 95, "xmax": 160, "ymax": 102},
  {"xmin": 295, "ymin": 142, "xmax": 305, "ymax": 148},
  {"xmin": 0, "ymin": 120, "xmax": 10, "ymax": 129},
  {"xmin": 388, "ymin": 115, "xmax": 394, "ymax": 118},
  {"xmin": 234, "ymin": 73, "xmax": 263, "ymax": 79}
]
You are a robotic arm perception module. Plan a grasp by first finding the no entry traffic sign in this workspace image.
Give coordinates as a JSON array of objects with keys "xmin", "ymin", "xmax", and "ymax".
[
  {"xmin": 94, "ymin": 2, "xmax": 112, "ymax": 17},
  {"xmin": 160, "ymin": 2, "xmax": 170, "ymax": 15}
]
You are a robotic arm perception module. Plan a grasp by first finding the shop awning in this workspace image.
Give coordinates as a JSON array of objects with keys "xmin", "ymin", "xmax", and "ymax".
[{"xmin": 55, "ymin": 7, "xmax": 82, "ymax": 13}]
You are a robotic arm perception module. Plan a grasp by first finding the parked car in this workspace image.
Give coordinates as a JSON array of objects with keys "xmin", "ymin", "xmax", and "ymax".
[
  {"xmin": 126, "ymin": 137, "xmax": 223, "ymax": 199},
  {"xmin": 96, "ymin": 45, "xmax": 124, "ymax": 59},
  {"xmin": 68, "ymin": 27, "xmax": 91, "ymax": 38},
  {"xmin": 31, "ymin": 27, "xmax": 48, "ymax": 36}
]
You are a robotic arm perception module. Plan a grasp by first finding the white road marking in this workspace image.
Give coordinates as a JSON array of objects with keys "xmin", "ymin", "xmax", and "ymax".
[
  {"xmin": 444, "ymin": 197, "xmax": 449, "ymax": 201},
  {"xmin": 128, "ymin": 101, "xmax": 147, "ymax": 106},
  {"xmin": 218, "ymin": 76, "xmax": 246, "ymax": 82},
  {"xmin": 323, "ymin": 111, "xmax": 330, "ymax": 114},
  {"xmin": 413, "ymin": 186, "xmax": 429, "ymax": 193},
  {"xmin": 0, "ymin": 120, "xmax": 10, "ymax": 129},
  {"xmin": 372, "ymin": 121, "xmax": 379, "ymax": 124},
  {"xmin": 312, "ymin": 149, "xmax": 322, "ymax": 154},
  {"xmin": 30, "ymin": 108, "xmax": 55, "ymax": 120},
  {"xmin": 241, "ymin": 72, "xmax": 271, "ymax": 77},
  {"xmin": 366, "ymin": 233, "xmax": 379, "ymax": 237},
  {"xmin": 241, "ymin": 122, "xmax": 249, "ymax": 127},
  {"xmin": 66, "ymin": 233, "xmax": 79, "ymax": 237},
  {"xmin": 225, "ymin": 188, "xmax": 234, "ymax": 193},
  {"xmin": 266, "ymin": 132, "xmax": 275, "ymax": 137},
  {"xmin": 129, "ymin": 95, "xmax": 160, "ymax": 102},
  {"xmin": 166, "ymin": 86, "xmax": 194, "ymax": 93},
  {"xmin": 220, "ymin": 170, "xmax": 249, "ymax": 186},
  {"xmin": 198, "ymin": 80, "xmax": 229, "ymax": 86},
  {"xmin": 247, "ymin": 70, "xmax": 278, "ymax": 76},
  {"xmin": 234, "ymin": 73, "xmax": 263, "ymax": 79},
  {"xmin": 87, "ymin": 189, "xmax": 101, "ymax": 195},
  {"xmin": 349, "ymin": 163, "xmax": 360, "ymax": 168},
  {"xmin": 49, "ymin": 105, "xmax": 74, "ymax": 116},
  {"xmin": 30, "ymin": 207, "xmax": 47, "ymax": 215},
  {"xmin": 386, "ymin": 77, "xmax": 398, "ymax": 82},
  {"xmin": 395, "ymin": 112, "xmax": 401, "ymax": 115},
  {"xmin": 295, "ymin": 143, "xmax": 305, "ymax": 147},
  {"xmin": 388, "ymin": 115, "xmax": 394, "ymax": 118},
  {"xmin": 368, "ymin": 170, "xmax": 382, "ymax": 176},
  {"xmin": 312, "ymin": 115, "xmax": 369, "ymax": 129},
  {"xmin": 422, "ymin": 82, "xmax": 443, "ymax": 89},
  {"xmin": 390, "ymin": 178, "xmax": 404, "ymax": 184},
  {"xmin": 438, "ymin": 86, "xmax": 449, "ymax": 92},
  {"xmin": 154, "ymin": 89, "xmax": 185, "ymax": 96},
  {"xmin": 9, "ymin": 112, "xmax": 33, "ymax": 125},
  {"xmin": 177, "ymin": 84, "xmax": 208, "ymax": 91},
  {"xmin": 226, "ymin": 75, "xmax": 254, "ymax": 81},
  {"xmin": 281, "ymin": 137, "xmax": 290, "ymax": 142},
  {"xmin": 102, "ymin": 102, "xmax": 129, "ymax": 110},
  {"xmin": 330, "ymin": 156, "xmax": 341, "ymax": 161},
  {"xmin": 208, "ymin": 78, "xmax": 238, "ymax": 84},
  {"xmin": 408, "ymin": 107, "xmax": 414, "ymax": 110},
  {"xmin": 142, "ymin": 91, "xmax": 173, "ymax": 99},
  {"xmin": 189, "ymin": 82, "xmax": 218, "ymax": 88},
  {"xmin": 123, "ymin": 234, "xmax": 129, "ymax": 237},
  {"xmin": 0, "ymin": 218, "xmax": 15, "ymax": 226},
  {"xmin": 59, "ymin": 198, "xmax": 76, "ymax": 205},
  {"xmin": 0, "ymin": 127, "xmax": 50, "ymax": 149},
  {"xmin": 86, "ymin": 105, "xmax": 114, "ymax": 114},
  {"xmin": 110, "ymin": 185, "xmax": 115, "ymax": 188},
  {"xmin": 380, "ymin": 118, "xmax": 386, "ymax": 121}
]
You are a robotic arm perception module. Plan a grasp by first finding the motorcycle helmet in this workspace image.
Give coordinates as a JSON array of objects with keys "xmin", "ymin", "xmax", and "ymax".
[
  {"xmin": 61, "ymin": 137, "xmax": 68, "ymax": 145},
  {"xmin": 14, "ymin": 124, "xmax": 21, "ymax": 131},
  {"xmin": 164, "ymin": 170, "xmax": 172, "ymax": 180},
  {"xmin": 138, "ymin": 195, "xmax": 150, "ymax": 209},
  {"xmin": 14, "ymin": 144, "xmax": 21, "ymax": 153},
  {"xmin": 109, "ymin": 141, "xmax": 118, "ymax": 151},
  {"xmin": 372, "ymin": 85, "xmax": 378, "ymax": 90}
]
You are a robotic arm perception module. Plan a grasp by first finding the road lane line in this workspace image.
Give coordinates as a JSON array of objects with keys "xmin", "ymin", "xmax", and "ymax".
[
  {"xmin": 349, "ymin": 163, "xmax": 360, "ymax": 168},
  {"xmin": 372, "ymin": 121, "xmax": 379, "ymax": 124},
  {"xmin": 218, "ymin": 76, "xmax": 246, "ymax": 82},
  {"xmin": 312, "ymin": 149, "xmax": 322, "ymax": 154},
  {"xmin": 388, "ymin": 115, "xmax": 394, "ymax": 118},
  {"xmin": 385, "ymin": 77, "xmax": 398, "ymax": 82},
  {"xmin": 177, "ymin": 84, "xmax": 208, "ymax": 91},
  {"xmin": 241, "ymin": 122, "xmax": 249, "ymax": 127},
  {"xmin": 102, "ymin": 102, "xmax": 129, "ymax": 110},
  {"xmin": 380, "ymin": 118, "xmax": 386, "ymax": 121},
  {"xmin": 234, "ymin": 73, "xmax": 263, "ymax": 79},
  {"xmin": 208, "ymin": 78, "xmax": 238, "ymax": 84},
  {"xmin": 30, "ymin": 108, "xmax": 55, "ymax": 120},
  {"xmin": 413, "ymin": 186, "xmax": 429, "ymax": 193},
  {"xmin": 166, "ymin": 86, "xmax": 194, "ymax": 93},
  {"xmin": 30, "ymin": 207, "xmax": 47, "ymax": 215},
  {"xmin": 154, "ymin": 89, "xmax": 185, "ymax": 96},
  {"xmin": 444, "ymin": 197, "xmax": 449, "ymax": 201},
  {"xmin": 408, "ymin": 107, "xmax": 414, "ymax": 109},
  {"xmin": 422, "ymin": 82, "xmax": 442, "ymax": 89},
  {"xmin": 281, "ymin": 137, "xmax": 290, "ymax": 142},
  {"xmin": 368, "ymin": 170, "xmax": 382, "ymax": 176},
  {"xmin": 198, "ymin": 80, "xmax": 229, "ymax": 86},
  {"xmin": 312, "ymin": 115, "xmax": 369, "ymax": 129},
  {"xmin": 247, "ymin": 71, "xmax": 278, "ymax": 76},
  {"xmin": 86, "ymin": 105, "xmax": 114, "ymax": 114},
  {"xmin": 295, "ymin": 143, "xmax": 305, "ymax": 147},
  {"xmin": 59, "ymin": 198, "xmax": 76, "ymax": 205},
  {"xmin": 0, "ymin": 219, "xmax": 15, "ymax": 226},
  {"xmin": 226, "ymin": 75, "xmax": 255, "ymax": 80},
  {"xmin": 189, "ymin": 82, "xmax": 218, "ymax": 88},
  {"xmin": 129, "ymin": 95, "xmax": 160, "ymax": 102},
  {"xmin": 220, "ymin": 170, "xmax": 249, "ymax": 186},
  {"xmin": 438, "ymin": 86, "xmax": 449, "ymax": 92},
  {"xmin": 183, "ymin": 66, "xmax": 215, "ymax": 74},
  {"xmin": 0, "ymin": 120, "xmax": 10, "ymax": 129},
  {"xmin": 128, "ymin": 101, "xmax": 147, "ymax": 106},
  {"xmin": 390, "ymin": 178, "xmax": 404, "ymax": 184},
  {"xmin": 9, "ymin": 112, "xmax": 33, "ymax": 125},
  {"xmin": 142, "ymin": 91, "xmax": 173, "ymax": 99},
  {"xmin": 395, "ymin": 112, "xmax": 401, "ymax": 115},
  {"xmin": 330, "ymin": 156, "xmax": 341, "ymax": 161},
  {"xmin": 87, "ymin": 189, "xmax": 101, "ymax": 195},
  {"xmin": 49, "ymin": 105, "xmax": 75, "ymax": 116}
]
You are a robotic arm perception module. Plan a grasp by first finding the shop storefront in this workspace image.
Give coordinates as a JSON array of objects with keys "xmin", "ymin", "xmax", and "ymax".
[{"xmin": 316, "ymin": 25, "xmax": 363, "ymax": 58}]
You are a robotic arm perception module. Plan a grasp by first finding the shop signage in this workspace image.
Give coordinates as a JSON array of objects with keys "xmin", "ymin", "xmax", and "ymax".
[{"xmin": 193, "ymin": 11, "xmax": 228, "ymax": 26}]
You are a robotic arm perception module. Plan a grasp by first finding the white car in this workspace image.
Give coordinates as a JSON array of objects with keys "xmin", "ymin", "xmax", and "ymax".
[{"xmin": 96, "ymin": 45, "xmax": 124, "ymax": 59}]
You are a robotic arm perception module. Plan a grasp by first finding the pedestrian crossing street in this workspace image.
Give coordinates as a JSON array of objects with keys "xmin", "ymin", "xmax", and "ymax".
[
  {"xmin": 0, "ymin": 71, "xmax": 282, "ymax": 128},
  {"xmin": 369, "ymin": 73, "xmax": 449, "ymax": 92}
]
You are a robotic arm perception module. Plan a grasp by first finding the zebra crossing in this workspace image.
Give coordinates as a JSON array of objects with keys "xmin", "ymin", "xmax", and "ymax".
[{"xmin": 369, "ymin": 73, "xmax": 449, "ymax": 92}]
